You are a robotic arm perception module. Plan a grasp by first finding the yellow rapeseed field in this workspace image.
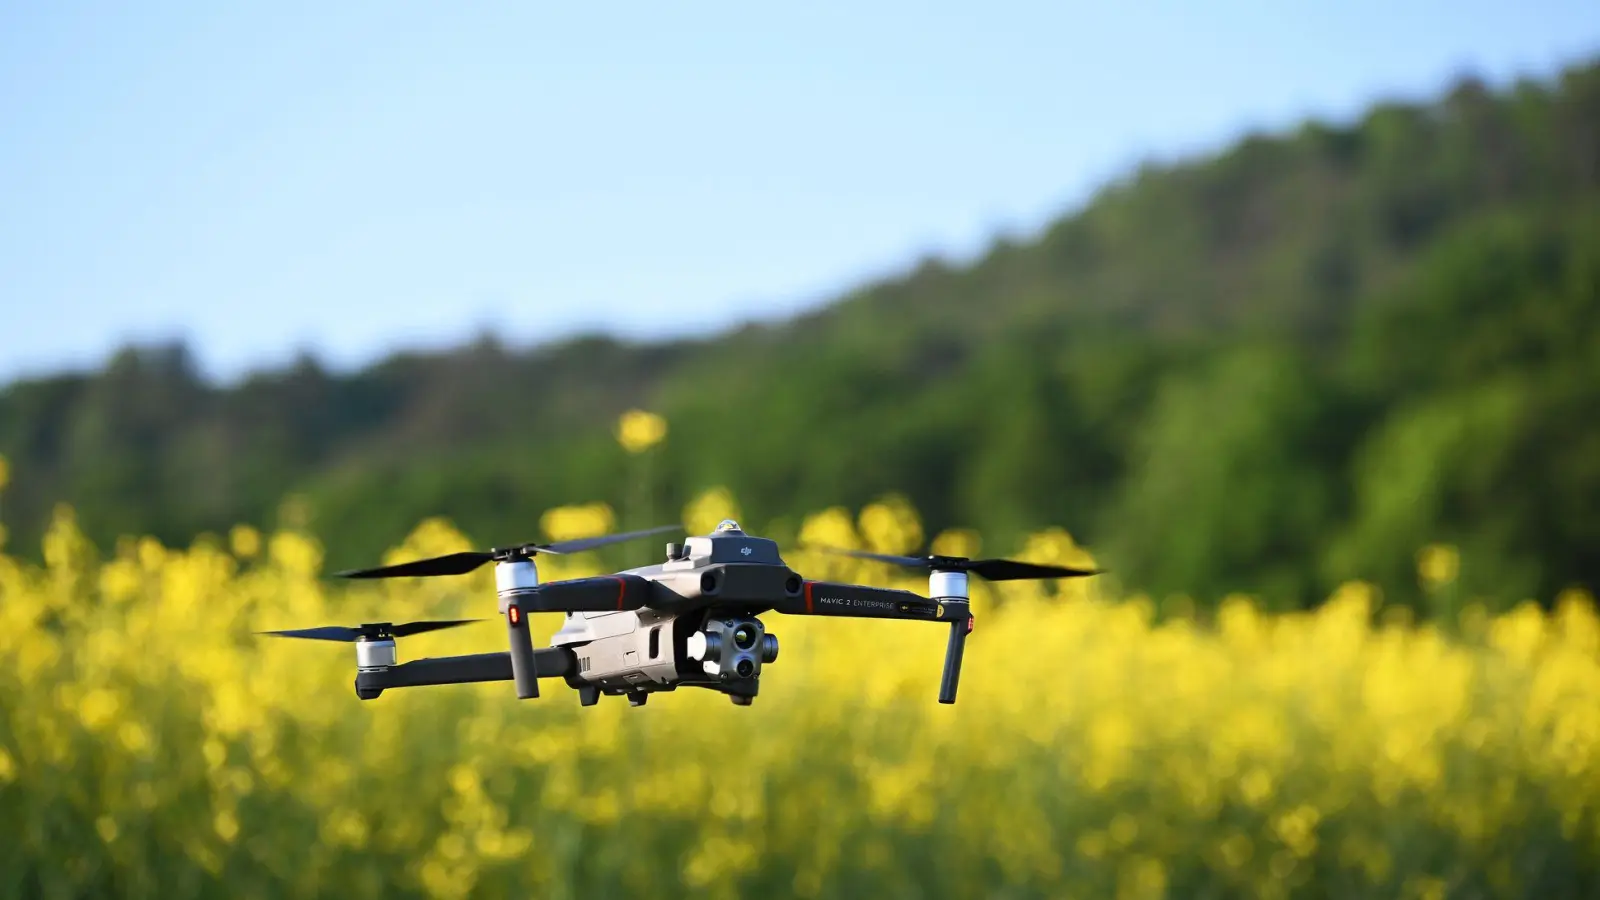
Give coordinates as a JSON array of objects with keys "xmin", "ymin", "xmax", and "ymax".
[{"xmin": 2, "ymin": 483, "xmax": 1599, "ymax": 898}]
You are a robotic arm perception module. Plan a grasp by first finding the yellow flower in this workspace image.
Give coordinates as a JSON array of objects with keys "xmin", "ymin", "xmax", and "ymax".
[
  {"xmin": 857, "ymin": 494, "xmax": 923, "ymax": 555},
  {"xmin": 683, "ymin": 486, "xmax": 741, "ymax": 536},
  {"xmin": 616, "ymin": 409, "xmax": 667, "ymax": 454},
  {"xmin": 540, "ymin": 502, "xmax": 616, "ymax": 542},
  {"xmin": 798, "ymin": 506, "xmax": 859, "ymax": 551},
  {"xmin": 230, "ymin": 524, "xmax": 262, "ymax": 559},
  {"xmin": 214, "ymin": 809, "xmax": 240, "ymax": 843},
  {"xmin": 929, "ymin": 528, "xmax": 981, "ymax": 559},
  {"xmin": 1, "ymin": 489, "xmax": 1598, "ymax": 897},
  {"xmin": 1417, "ymin": 543, "xmax": 1460, "ymax": 588}
]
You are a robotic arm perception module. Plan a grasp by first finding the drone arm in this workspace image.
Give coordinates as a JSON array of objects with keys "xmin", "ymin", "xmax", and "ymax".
[
  {"xmin": 354, "ymin": 648, "xmax": 575, "ymax": 698},
  {"xmin": 773, "ymin": 581, "xmax": 973, "ymax": 705},
  {"xmin": 769, "ymin": 581, "xmax": 943, "ymax": 620},
  {"xmin": 517, "ymin": 574, "xmax": 657, "ymax": 613}
]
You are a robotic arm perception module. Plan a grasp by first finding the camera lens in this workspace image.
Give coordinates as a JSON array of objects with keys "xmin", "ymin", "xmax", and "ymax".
[
  {"xmin": 733, "ymin": 625, "xmax": 756, "ymax": 649},
  {"xmin": 736, "ymin": 658, "xmax": 754, "ymax": 678},
  {"xmin": 700, "ymin": 572, "xmax": 718, "ymax": 593}
]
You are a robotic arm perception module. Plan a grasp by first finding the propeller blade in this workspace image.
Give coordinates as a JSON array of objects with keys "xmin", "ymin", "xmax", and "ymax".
[
  {"xmin": 810, "ymin": 545, "xmax": 1102, "ymax": 581},
  {"xmin": 258, "ymin": 619, "xmax": 482, "ymax": 642},
  {"xmin": 259, "ymin": 625, "xmax": 362, "ymax": 642},
  {"xmin": 817, "ymin": 547, "xmax": 928, "ymax": 568},
  {"xmin": 390, "ymin": 618, "xmax": 480, "ymax": 637},
  {"xmin": 965, "ymin": 558, "xmax": 1101, "ymax": 581},
  {"xmin": 536, "ymin": 524, "xmax": 682, "ymax": 555},
  {"xmin": 336, "ymin": 551, "xmax": 496, "ymax": 579},
  {"xmin": 333, "ymin": 525, "xmax": 681, "ymax": 579}
]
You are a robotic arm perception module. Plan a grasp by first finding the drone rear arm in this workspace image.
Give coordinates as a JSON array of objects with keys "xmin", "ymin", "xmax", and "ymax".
[
  {"xmin": 354, "ymin": 648, "xmax": 575, "ymax": 699},
  {"xmin": 504, "ymin": 574, "xmax": 657, "ymax": 613}
]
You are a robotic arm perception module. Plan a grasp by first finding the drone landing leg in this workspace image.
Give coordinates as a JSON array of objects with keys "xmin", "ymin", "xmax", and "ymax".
[
  {"xmin": 506, "ymin": 601, "xmax": 539, "ymax": 699},
  {"xmin": 938, "ymin": 600, "xmax": 972, "ymax": 704}
]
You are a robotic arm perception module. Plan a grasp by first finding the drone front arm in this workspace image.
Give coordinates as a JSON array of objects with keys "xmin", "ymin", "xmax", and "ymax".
[
  {"xmin": 354, "ymin": 648, "xmax": 576, "ymax": 699},
  {"xmin": 769, "ymin": 581, "xmax": 942, "ymax": 620},
  {"xmin": 771, "ymin": 581, "xmax": 973, "ymax": 704}
]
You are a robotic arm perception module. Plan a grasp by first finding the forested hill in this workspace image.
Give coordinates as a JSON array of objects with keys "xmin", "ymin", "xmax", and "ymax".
[{"xmin": 3, "ymin": 58, "xmax": 1597, "ymax": 611}]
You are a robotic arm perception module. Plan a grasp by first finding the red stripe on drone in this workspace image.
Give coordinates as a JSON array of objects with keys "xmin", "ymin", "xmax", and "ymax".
[
  {"xmin": 805, "ymin": 581, "xmax": 814, "ymax": 614},
  {"xmin": 610, "ymin": 576, "xmax": 627, "ymax": 610}
]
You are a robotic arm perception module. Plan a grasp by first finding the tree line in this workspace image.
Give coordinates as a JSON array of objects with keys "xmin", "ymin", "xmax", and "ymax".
[{"xmin": 2, "ymin": 58, "xmax": 1596, "ymax": 614}]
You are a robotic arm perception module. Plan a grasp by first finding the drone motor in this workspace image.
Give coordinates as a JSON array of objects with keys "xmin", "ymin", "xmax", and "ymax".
[{"xmin": 356, "ymin": 635, "xmax": 397, "ymax": 671}]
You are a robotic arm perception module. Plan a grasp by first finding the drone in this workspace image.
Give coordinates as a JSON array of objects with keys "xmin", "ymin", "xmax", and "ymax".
[{"xmin": 261, "ymin": 519, "xmax": 1099, "ymax": 707}]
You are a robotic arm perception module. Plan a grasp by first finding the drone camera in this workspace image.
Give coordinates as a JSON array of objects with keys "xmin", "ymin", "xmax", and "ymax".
[{"xmin": 687, "ymin": 615, "xmax": 771, "ymax": 682}]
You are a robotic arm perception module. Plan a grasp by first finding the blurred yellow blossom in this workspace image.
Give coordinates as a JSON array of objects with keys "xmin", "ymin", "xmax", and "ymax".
[
  {"xmin": 540, "ymin": 502, "xmax": 617, "ymax": 542},
  {"xmin": 858, "ymin": 494, "xmax": 923, "ymax": 555},
  {"xmin": 1019, "ymin": 527, "xmax": 1098, "ymax": 571},
  {"xmin": 0, "ymin": 490, "xmax": 1597, "ymax": 898},
  {"xmin": 386, "ymin": 517, "xmax": 475, "ymax": 565},
  {"xmin": 798, "ymin": 505, "xmax": 859, "ymax": 551},
  {"xmin": 268, "ymin": 530, "xmax": 323, "ymax": 578},
  {"xmin": 616, "ymin": 409, "xmax": 668, "ymax": 454},
  {"xmin": 683, "ymin": 486, "xmax": 741, "ymax": 536},
  {"xmin": 214, "ymin": 809, "xmax": 239, "ymax": 843},
  {"xmin": 929, "ymin": 528, "xmax": 981, "ymax": 558},
  {"xmin": 229, "ymin": 524, "xmax": 262, "ymax": 559},
  {"xmin": 1417, "ymin": 543, "xmax": 1460, "ymax": 588}
]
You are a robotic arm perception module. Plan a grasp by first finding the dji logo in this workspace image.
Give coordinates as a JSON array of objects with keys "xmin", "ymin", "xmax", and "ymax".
[{"xmin": 740, "ymin": 546, "xmax": 753, "ymax": 556}]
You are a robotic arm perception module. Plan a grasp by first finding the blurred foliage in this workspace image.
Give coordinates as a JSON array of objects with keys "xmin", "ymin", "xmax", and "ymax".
[
  {"xmin": 1, "ymin": 60, "xmax": 1598, "ymax": 612},
  {"xmin": 4, "ymin": 492, "xmax": 1600, "ymax": 898}
]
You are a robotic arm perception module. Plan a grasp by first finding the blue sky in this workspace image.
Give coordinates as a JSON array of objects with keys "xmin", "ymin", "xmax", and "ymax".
[{"xmin": 2, "ymin": 1, "xmax": 1596, "ymax": 384}]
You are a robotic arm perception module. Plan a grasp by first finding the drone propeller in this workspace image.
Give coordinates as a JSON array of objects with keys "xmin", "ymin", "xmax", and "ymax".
[
  {"xmin": 258, "ymin": 619, "xmax": 481, "ymax": 642},
  {"xmin": 334, "ymin": 524, "xmax": 681, "ymax": 579},
  {"xmin": 816, "ymin": 547, "xmax": 1102, "ymax": 581}
]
